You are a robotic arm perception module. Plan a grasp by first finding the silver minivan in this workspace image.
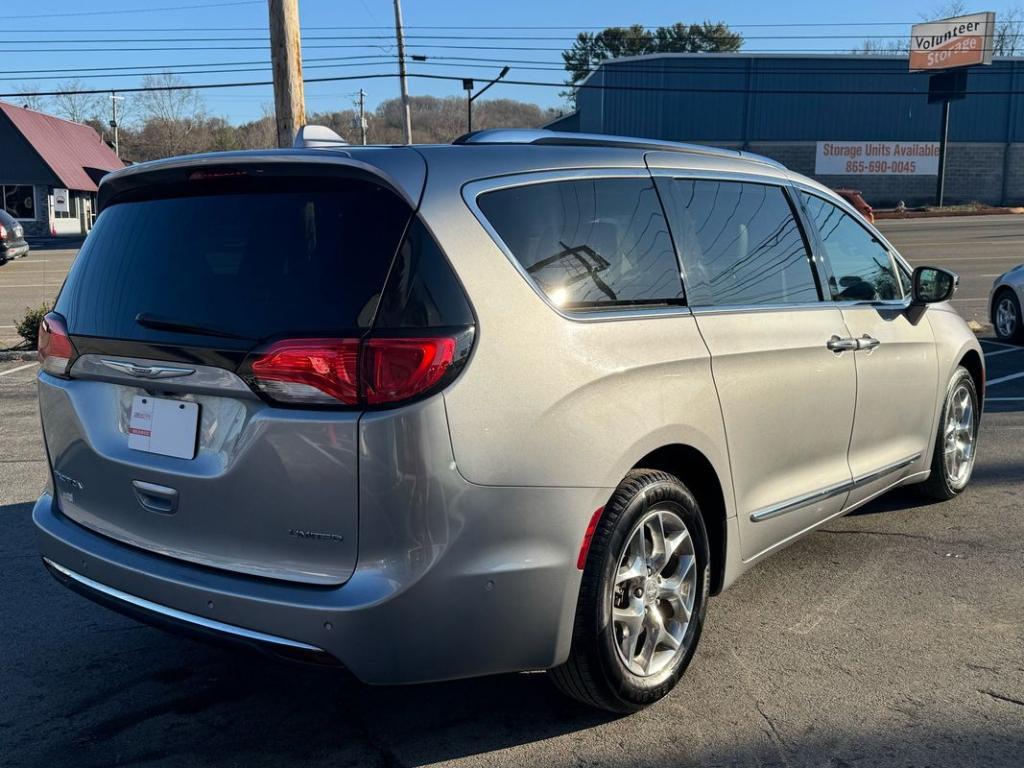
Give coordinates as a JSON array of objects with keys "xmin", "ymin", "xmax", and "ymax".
[{"xmin": 34, "ymin": 129, "xmax": 983, "ymax": 712}]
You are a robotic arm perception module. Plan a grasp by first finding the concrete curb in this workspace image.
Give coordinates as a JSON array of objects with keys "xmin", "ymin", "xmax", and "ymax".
[{"xmin": 0, "ymin": 350, "xmax": 36, "ymax": 362}]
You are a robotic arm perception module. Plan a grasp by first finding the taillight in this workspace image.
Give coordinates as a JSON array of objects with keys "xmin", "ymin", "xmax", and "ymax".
[
  {"xmin": 362, "ymin": 337, "xmax": 456, "ymax": 405},
  {"xmin": 38, "ymin": 312, "xmax": 77, "ymax": 377},
  {"xmin": 251, "ymin": 339, "xmax": 360, "ymax": 405},
  {"xmin": 0, "ymin": 223, "xmax": 6, "ymax": 240},
  {"xmin": 249, "ymin": 335, "xmax": 462, "ymax": 407}
]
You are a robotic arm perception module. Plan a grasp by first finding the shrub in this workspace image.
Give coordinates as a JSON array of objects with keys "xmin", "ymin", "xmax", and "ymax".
[{"xmin": 14, "ymin": 304, "xmax": 50, "ymax": 349}]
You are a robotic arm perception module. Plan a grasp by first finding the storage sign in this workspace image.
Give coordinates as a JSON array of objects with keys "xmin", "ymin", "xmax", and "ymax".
[
  {"xmin": 815, "ymin": 142, "xmax": 940, "ymax": 175},
  {"xmin": 909, "ymin": 11, "xmax": 995, "ymax": 71}
]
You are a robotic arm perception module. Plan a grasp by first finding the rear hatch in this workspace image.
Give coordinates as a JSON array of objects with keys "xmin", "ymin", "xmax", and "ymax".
[{"xmin": 39, "ymin": 161, "xmax": 418, "ymax": 585}]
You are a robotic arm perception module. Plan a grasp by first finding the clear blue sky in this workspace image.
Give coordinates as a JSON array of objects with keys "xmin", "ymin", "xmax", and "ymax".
[{"xmin": 4, "ymin": 0, "xmax": 1019, "ymax": 124}]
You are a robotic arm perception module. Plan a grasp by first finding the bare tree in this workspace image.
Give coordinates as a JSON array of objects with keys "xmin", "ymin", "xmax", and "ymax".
[
  {"xmin": 132, "ymin": 73, "xmax": 206, "ymax": 157},
  {"xmin": 14, "ymin": 84, "xmax": 48, "ymax": 112},
  {"xmin": 52, "ymin": 80, "xmax": 103, "ymax": 123},
  {"xmin": 856, "ymin": 4, "xmax": 1022, "ymax": 57},
  {"xmin": 994, "ymin": 6, "xmax": 1024, "ymax": 55}
]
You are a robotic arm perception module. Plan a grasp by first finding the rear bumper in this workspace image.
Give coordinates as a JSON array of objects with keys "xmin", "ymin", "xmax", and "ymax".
[
  {"xmin": 34, "ymin": 472, "xmax": 608, "ymax": 683},
  {"xmin": 1, "ymin": 242, "xmax": 28, "ymax": 260}
]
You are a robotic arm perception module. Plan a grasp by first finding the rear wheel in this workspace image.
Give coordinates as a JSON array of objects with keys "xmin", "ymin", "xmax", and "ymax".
[
  {"xmin": 919, "ymin": 366, "xmax": 979, "ymax": 500},
  {"xmin": 993, "ymin": 289, "xmax": 1023, "ymax": 342},
  {"xmin": 549, "ymin": 469, "xmax": 710, "ymax": 713}
]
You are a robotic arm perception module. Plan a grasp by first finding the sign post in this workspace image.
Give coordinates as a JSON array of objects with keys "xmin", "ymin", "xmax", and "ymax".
[{"xmin": 909, "ymin": 11, "xmax": 996, "ymax": 206}]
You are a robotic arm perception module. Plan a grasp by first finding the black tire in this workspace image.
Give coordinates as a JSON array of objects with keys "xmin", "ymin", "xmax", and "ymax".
[
  {"xmin": 993, "ymin": 288, "xmax": 1023, "ymax": 343},
  {"xmin": 918, "ymin": 366, "xmax": 980, "ymax": 501},
  {"xmin": 549, "ymin": 469, "xmax": 710, "ymax": 713}
]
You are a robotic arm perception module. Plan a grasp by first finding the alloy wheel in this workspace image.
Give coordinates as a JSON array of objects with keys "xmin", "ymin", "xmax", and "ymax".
[
  {"xmin": 944, "ymin": 382, "xmax": 977, "ymax": 488},
  {"xmin": 611, "ymin": 504, "xmax": 696, "ymax": 678},
  {"xmin": 996, "ymin": 295, "xmax": 1018, "ymax": 338}
]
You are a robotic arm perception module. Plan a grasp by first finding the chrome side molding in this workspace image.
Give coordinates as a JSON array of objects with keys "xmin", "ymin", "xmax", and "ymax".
[
  {"xmin": 43, "ymin": 558, "xmax": 324, "ymax": 652},
  {"xmin": 750, "ymin": 453, "xmax": 922, "ymax": 523}
]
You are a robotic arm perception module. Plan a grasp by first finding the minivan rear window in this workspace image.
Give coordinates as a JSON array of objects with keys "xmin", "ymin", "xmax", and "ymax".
[{"xmin": 56, "ymin": 178, "xmax": 410, "ymax": 347}]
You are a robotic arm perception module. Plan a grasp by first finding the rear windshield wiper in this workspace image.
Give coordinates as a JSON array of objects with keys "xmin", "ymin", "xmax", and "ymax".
[{"xmin": 135, "ymin": 312, "xmax": 253, "ymax": 341}]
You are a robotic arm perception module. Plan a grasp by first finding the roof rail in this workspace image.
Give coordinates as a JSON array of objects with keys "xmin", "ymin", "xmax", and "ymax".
[
  {"xmin": 294, "ymin": 124, "xmax": 349, "ymax": 149},
  {"xmin": 452, "ymin": 128, "xmax": 785, "ymax": 168}
]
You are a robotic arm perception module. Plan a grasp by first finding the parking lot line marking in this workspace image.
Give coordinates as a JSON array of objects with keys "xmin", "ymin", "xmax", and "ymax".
[
  {"xmin": 980, "ymin": 339, "xmax": 1020, "ymax": 349},
  {"xmin": 986, "ymin": 370, "xmax": 1024, "ymax": 387},
  {"xmin": 0, "ymin": 362, "xmax": 37, "ymax": 377},
  {"xmin": 983, "ymin": 347, "xmax": 1024, "ymax": 357}
]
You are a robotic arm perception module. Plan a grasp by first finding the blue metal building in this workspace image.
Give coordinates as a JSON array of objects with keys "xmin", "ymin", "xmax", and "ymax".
[{"xmin": 554, "ymin": 53, "xmax": 1024, "ymax": 206}]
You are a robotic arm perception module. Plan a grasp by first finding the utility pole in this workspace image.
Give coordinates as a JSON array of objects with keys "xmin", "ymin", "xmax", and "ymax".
[
  {"xmin": 108, "ymin": 92, "xmax": 124, "ymax": 158},
  {"xmin": 393, "ymin": 0, "xmax": 412, "ymax": 144},
  {"xmin": 935, "ymin": 98, "xmax": 951, "ymax": 208},
  {"xmin": 358, "ymin": 89, "xmax": 367, "ymax": 145},
  {"xmin": 268, "ymin": 0, "xmax": 306, "ymax": 148}
]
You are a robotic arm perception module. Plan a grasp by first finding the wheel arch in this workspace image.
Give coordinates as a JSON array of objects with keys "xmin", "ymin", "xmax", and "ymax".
[
  {"xmin": 958, "ymin": 348, "xmax": 985, "ymax": 411},
  {"xmin": 630, "ymin": 444, "xmax": 728, "ymax": 596}
]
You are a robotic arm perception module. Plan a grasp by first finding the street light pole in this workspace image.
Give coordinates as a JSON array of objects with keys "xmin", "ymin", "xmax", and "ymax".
[
  {"xmin": 465, "ymin": 66, "xmax": 510, "ymax": 134},
  {"xmin": 108, "ymin": 92, "xmax": 124, "ymax": 158}
]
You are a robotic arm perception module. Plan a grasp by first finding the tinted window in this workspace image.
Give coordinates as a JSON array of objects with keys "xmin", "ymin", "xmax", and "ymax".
[
  {"xmin": 801, "ymin": 193, "xmax": 902, "ymax": 302},
  {"xmin": 56, "ymin": 179, "xmax": 410, "ymax": 347},
  {"xmin": 656, "ymin": 179, "xmax": 819, "ymax": 307},
  {"xmin": 374, "ymin": 217, "xmax": 474, "ymax": 329},
  {"xmin": 477, "ymin": 178, "xmax": 683, "ymax": 310}
]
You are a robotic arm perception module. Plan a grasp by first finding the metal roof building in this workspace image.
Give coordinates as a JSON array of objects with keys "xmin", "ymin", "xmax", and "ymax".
[
  {"xmin": 0, "ymin": 102, "xmax": 124, "ymax": 237},
  {"xmin": 552, "ymin": 53, "xmax": 1024, "ymax": 206}
]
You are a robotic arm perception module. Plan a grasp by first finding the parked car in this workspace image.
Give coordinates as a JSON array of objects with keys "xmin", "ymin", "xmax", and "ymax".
[
  {"xmin": 0, "ymin": 209, "xmax": 29, "ymax": 263},
  {"xmin": 990, "ymin": 265, "xmax": 1024, "ymax": 341},
  {"xmin": 34, "ymin": 129, "xmax": 983, "ymax": 713},
  {"xmin": 834, "ymin": 188, "xmax": 875, "ymax": 223}
]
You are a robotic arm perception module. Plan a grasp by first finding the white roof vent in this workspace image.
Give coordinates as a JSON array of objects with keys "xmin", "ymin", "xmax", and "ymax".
[{"xmin": 294, "ymin": 124, "xmax": 349, "ymax": 149}]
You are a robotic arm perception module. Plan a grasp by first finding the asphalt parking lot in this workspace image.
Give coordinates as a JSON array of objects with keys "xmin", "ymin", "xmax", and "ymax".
[{"xmin": 2, "ymin": 218, "xmax": 1023, "ymax": 767}]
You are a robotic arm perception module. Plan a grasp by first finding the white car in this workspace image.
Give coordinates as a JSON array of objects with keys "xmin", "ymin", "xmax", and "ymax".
[{"xmin": 990, "ymin": 265, "xmax": 1024, "ymax": 341}]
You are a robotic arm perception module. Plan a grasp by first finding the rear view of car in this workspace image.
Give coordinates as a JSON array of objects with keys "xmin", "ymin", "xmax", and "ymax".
[{"xmin": 0, "ymin": 209, "xmax": 29, "ymax": 263}]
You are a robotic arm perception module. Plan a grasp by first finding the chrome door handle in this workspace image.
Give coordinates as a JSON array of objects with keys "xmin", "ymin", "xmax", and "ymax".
[
  {"xmin": 857, "ymin": 335, "xmax": 881, "ymax": 350},
  {"xmin": 827, "ymin": 335, "xmax": 858, "ymax": 352}
]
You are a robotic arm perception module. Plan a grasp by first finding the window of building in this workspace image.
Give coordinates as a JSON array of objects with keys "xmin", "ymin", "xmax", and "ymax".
[
  {"xmin": 2, "ymin": 185, "xmax": 35, "ymax": 220},
  {"xmin": 476, "ymin": 177, "xmax": 684, "ymax": 310},
  {"xmin": 656, "ymin": 179, "xmax": 819, "ymax": 307},
  {"xmin": 800, "ymin": 192, "xmax": 902, "ymax": 302}
]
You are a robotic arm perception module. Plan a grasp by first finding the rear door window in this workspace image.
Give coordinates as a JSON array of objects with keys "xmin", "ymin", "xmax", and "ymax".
[
  {"xmin": 55, "ymin": 178, "xmax": 411, "ymax": 347},
  {"xmin": 800, "ymin": 192, "xmax": 903, "ymax": 302},
  {"xmin": 655, "ymin": 179, "xmax": 820, "ymax": 307},
  {"xmin": 476, "ymin": 177, "xmax": 684, "ymax": 310}
]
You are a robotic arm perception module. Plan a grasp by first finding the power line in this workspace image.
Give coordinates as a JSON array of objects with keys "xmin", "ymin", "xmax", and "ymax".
[
  {"xmin": 0, "ymin": 34, "xmax": 964, "ymax": 42},
  {"xmin": 10, "ymin": 72, "xmax": 1024, "ymax": 100},
  {"xmin": 4, "ymin": 0, "xmax": 262, "ymax": 18},
  {"xmin": 0, "ymin": 22, "xmax": 940, "ymax": 31}
]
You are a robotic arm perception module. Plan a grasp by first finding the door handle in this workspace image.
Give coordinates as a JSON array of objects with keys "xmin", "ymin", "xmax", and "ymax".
[
  {"xmin": 827, "ymin": 335, "xmax": 859, "ymax": 352},
  {"xmin": 857, "ymin": 335, "xmax": 881, "ymax": 350}
]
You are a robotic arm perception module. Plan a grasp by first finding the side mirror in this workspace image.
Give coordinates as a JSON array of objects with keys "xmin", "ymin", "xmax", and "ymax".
[{"xmin": 912, "ymin": 266, "xmax": 958, "ymax": 304}]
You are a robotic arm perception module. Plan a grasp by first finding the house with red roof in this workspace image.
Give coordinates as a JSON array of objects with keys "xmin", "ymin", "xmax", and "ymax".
[{"xmin": 0, "ymin": 101, "xmax": 124, "ymax": 237}]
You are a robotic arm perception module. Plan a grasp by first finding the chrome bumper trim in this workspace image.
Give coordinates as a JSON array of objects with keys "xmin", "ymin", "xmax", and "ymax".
[
  {"xmin": 43, "ymin": 557, "xmax": 322, "ymax": 652},
  {"xmin": 750, "ymin": 453, "xmax": 922, "ymax": 523}
]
